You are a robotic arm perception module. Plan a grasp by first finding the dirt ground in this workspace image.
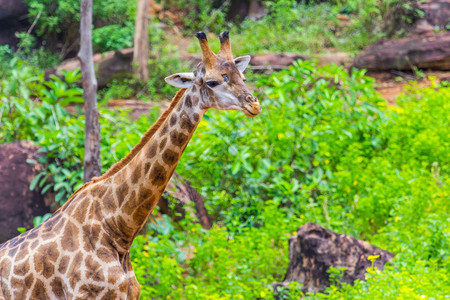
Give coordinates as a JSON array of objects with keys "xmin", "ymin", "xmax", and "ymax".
[{"xmin": 369, "ymin": 70, "xmax": 450, "ymax": 105}]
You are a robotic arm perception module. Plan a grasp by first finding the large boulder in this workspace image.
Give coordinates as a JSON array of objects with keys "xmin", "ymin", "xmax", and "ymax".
[
  {"xmin": 0, "ymin": 141, "xmax": 50, "ymax": 243},
  {"xmin": 417, "ymin": 0, "xmax": 450, "ymax": 29},
  {"xmin": 0, "ymin": 0, "xmax": 29, "ymax": 48},
  {"xmin": 273, "ymin": 222, "xmax": 394, "ymax": 294},
  {"xmin": 0, "ymin": 0, "xmax": 27, "ymax": 20}
]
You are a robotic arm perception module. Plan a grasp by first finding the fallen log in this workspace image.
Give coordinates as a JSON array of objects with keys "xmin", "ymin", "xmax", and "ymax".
[
  {"xmin": 273, "ymin": 222, "xmax": 394, "ymax": 295},
  {"xmin": 158, "ymin": 173, "xmax": 212, "ymax": 229},
  {"xmin": 352, "ymin": 32, "xmax": 450, "ymax": 71}
]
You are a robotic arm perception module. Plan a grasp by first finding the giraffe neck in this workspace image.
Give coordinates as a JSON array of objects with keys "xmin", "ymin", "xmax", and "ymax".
[{"xmin": 93, "ymin": 85, "xmax": 205, "ymax": 253}]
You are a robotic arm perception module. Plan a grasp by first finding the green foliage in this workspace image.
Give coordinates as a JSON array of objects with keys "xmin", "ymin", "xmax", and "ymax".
[
  {"xmin": 24, "ymin": 0, "xmax": 136, "ymax": 55},
  {"xmin": 161, "ymin": 0, "xmax": 229, "ymax": 33},
  {"xmin": 178, "ymin": 60, "xmax": 387, "ymax": 233},
  {"xmin": 0, "ymin": 60, "xmax": 161, "ymax": 206},
  {"xmin": 1, "ymin": 57, "xmax": 448, "ymax": 298},
  {"xmin": 98, "ymin": 21, "xmax": 189, "ymax": 101},
  {"xmin": 198, "ymin": 0, "xmax": 423, "ymax": 55},
  {"xmin": 92, "ymin": 22, "xmax": 135, "ymax": 53},
  {"xmin": 130, "ymin": 204, "xmax": 296, "ymax": 299}
]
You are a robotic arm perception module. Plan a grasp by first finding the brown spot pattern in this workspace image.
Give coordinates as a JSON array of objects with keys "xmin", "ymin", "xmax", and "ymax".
[
  {"xmin": 131, "ymin": 164, "xmax": 141, "ymax": 184},
  {"xmin": 107, "ymin": 266, "xmax": 123, "ymax": 284},
  {"xmin": 101, "ymin": 290, "xmax": 118, "ymax": 300},
  {"xmin": 160, "ymin": 124, "xmax": 168, "ymax": 136},
  {"xmin": 34, "ymin": 243, "xmax": 58, "ymax": 278},
  {"xmin": 144, "ymin": 162, "xmax": 151, "ymax": 175},
  {"xmin": 97, "ymin": 247, "xmax": 116, "ymax": 263},
  {"xmin": 92, "ymin": 184, "xmax": 107, "ymax": 198},
  {"xmin": 61, "ymin": 221, "xmax": 79, "ymax": 252},
  {"xmin": 147, "ymin": 144, "xmax": 157, "ymax": 158},
  {"xmin": 82, "ymin": 224, "xmax": 101, "ymax": 252},
  {"xmin": 170, "ymin": 131, "xmax": 188, "ymax": 147},
  {"xmin": 31, "ymin": 279, "xmax": 47, "ymax": 299},
  {"xmin": 15, "ymin": 244, "xmax": 29, "ymax": 261},
  {"xmin": 79, "ymin": 283, "xmax": 104, "ymax": 298},
  {"xmin": 13, "ymin": 261, "xmax": 30, "ymax": 276},
  {"xmin": 193, "ymin": 113, "xmax": 200, "ymax": 122},
  {"xmin": 138, "ymin": 187, "xmax": 152, "ymax": 201},
  {"xmin": 115, "ymin": 182, "xmax": 129, "ymax": 206},
  {"xmin": 25, "ymin": 274, "xmax": 34, "ymax": 288},
  {"xmin": 85, "ymin": 256, "xmax": 105, "ymax": 281},
  {"xmin": 50, "ymin": 277, "xmax": 65, "ymax": 298},
  {"xmin": 185, "ymin": 95, "xmax": 192, "ymax": 107},
  {"xmin": 68, "ymin": 252, "xmax": 83, "ymax": 288},
  {"xmin": 180, "ymin": 113, "xmax": 195, "ymax": 132},
  {"xmin": 170, "ymin": 114, "xmax": 177, "ymax": 127},
  {"xmin": 150, "ymin": 162, "xmax": 167, "ymax": 185},
  {"xmin": 116, "ymin": 216, "xmax": 135, "ymax": 237},
  {"xmin": 159, "ymin": 137, "xmax": 167, "ymax": 151},
  {"xmin": 162, "ymin": 149, "xmax": 178, "ymax": 165},
  {"xmin": 58, "ymin": 255, "xmax": 70, "ymax": 274}
]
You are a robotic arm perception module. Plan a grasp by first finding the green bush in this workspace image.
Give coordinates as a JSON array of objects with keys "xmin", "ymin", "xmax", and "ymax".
[
  {"xmin": 24, "ymin": 0, "xmax": 136, "ymax": 55},
  {"xmin": 0, "ymin": 59, "xmax": 161, "ymax": 206},
  {"xmin": 1, "ymin": 59, "xmax": 448, "ymax": 299}
]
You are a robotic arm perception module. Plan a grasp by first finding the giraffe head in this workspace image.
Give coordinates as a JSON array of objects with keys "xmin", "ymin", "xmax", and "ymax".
[{"xmin": 165, "ymin": 31, "xmax": 261, "ymax": 117}]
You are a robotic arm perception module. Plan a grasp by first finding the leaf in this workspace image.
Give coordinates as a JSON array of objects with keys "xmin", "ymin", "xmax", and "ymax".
[
  {"xmin": 342, "ymin": 129, "xmax": 353, "ymax": 139},
  {"xmin": 30, "ymin": 173, "xmax": 44, "ymax": 191}
]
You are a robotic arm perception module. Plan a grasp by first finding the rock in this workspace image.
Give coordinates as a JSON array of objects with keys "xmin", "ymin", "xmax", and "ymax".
[
  {"xmin": 45, "ymin": 48, "xmax": 134, "ymax": 88},
  {"xmin": 417, "ymin": 0, "xmax": 450, "ymax": 29},
  {"xmin": 158, "ymin": 173, "xmax": 212, "ymax": 229},
  {"xmin": 250, "ymin": 53, "xmax": 308, "ymax": 71},
  {"xmin": 412, "ymin": 19, "xmax": 435, "ymax": 35},
  {"xmin": 0, "ymin": 141, "xmax": 50, "ymax": 243},
  {"xmin": 273, "ymin": 222, "xmax": 394, "ymax": 295},
  {"xmin": 250, "ymin": 52, "xmax": 350, "ymax": 71},
  {"xmin": 0, "ymin": 0, "xmax": 29, "ymax": 48},
  {"xmin": 312, "ymin": 52, "xmax": 352, "ymax": 67},
  {"xmin": 352, "ymin": 32, "xmax": 450, "ymax": 71},
  {"xmin": 248, "ymin": 0, "xmax": 267, "ymax": 20},
  {"xmin": 0, "ymin": 0, "xmax": 27, "ymax": 20}
]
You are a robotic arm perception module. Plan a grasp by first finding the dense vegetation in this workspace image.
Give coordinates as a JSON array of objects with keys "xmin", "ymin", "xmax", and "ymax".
[
  {"xmin": 1, "ymin": 0, "xmax": 448, "ymax": 299},
  {"xmin": 1, "ymin": 58, "xmax": 448, "ymax": 298},
  {"xmin": 3, "ymin": 0, "xmax": 424, "ymax": 100}
]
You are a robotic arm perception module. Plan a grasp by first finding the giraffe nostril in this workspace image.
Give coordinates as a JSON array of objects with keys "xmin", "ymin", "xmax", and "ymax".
[{"xmin": 246, "ymin": 95, "xmax": 255, "ymax": 103}]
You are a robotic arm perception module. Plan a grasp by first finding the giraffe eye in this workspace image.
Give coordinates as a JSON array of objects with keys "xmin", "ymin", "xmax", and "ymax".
[
  {"xmin": 206, "ymin": 80, "xmax": 219, "ymax": 88},
  {"xmin": 222, "ymin": 74, "xmax": 229, "ymax": 82}
]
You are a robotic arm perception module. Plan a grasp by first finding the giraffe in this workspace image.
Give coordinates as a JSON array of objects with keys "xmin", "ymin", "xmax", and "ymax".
[{"xmin": 0, "ymin": 31, "xmax": 261, "ymax": 299}]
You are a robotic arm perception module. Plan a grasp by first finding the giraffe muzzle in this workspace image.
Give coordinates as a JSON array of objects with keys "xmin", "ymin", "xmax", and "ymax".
[{"xmin": 242, "ymin": 95, "xmax": 261, "ymax": 117}]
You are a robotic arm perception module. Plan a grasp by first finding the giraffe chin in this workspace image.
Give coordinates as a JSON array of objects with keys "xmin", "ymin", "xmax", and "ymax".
[{"xmin": 242, "ymin": 103, "xmax": 261, "ymax": 118}]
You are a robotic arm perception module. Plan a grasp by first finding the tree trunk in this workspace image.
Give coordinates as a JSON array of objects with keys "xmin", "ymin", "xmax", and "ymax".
[
  {"xmin": 273, "ymin": 222, "xmax": 394, "ymax": 296},
  {"xmin": 158, "ymin": 173, "xmax": 212, "ymax": 229},
  {"xmin": 78, "ymin": 0, "xmax": 101, "ymax": 183},
  {"xmin": 133, "ymin": 0, "xmax": 150, "ymax": 81}
]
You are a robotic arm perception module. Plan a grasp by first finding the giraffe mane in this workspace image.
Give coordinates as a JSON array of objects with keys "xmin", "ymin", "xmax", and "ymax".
[{"xmin": 56, "ymin": 88, "xmax": 187, "ymax": 211}]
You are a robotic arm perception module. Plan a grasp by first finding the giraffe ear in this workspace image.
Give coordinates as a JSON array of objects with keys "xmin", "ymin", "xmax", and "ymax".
[
  {"xmin": 165, "ymin": 72, "xmax": 195, "ymax": 88},
  {"xmin": 234, "ymin": 55, "xmax": 251, "ymax": 72}
]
